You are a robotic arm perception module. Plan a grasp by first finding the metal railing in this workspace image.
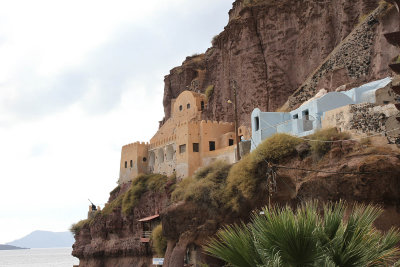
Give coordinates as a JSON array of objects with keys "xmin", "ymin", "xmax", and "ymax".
[{"xmin": 142, "ymin": 231, "xmax": 152, "ymax": 238}]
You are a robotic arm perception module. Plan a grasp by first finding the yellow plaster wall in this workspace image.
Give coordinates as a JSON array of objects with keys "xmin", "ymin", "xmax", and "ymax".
[
  {"xmin": 119, "ymin": 142, "xmax": 149, "ymax": 184},
  {"xmin": 120, "ymin": 91, "xmax": 238, "ymax": 181}
]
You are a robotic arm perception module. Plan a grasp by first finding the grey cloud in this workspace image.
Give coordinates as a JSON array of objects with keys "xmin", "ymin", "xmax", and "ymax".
[{"xmin": 2, "ymin": 0, "xmax": 232, "ymax": 120}]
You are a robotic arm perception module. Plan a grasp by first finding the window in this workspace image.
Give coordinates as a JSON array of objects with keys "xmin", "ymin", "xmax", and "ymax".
[
  {"xmin": 293, "ymin": 114, "xmax": 298, "ymax": 119},
  {"xmin": 187, "ymin": 103, "xmax": 190, "ymax": 109},
  {"xmin": 179, "ymin": 105, "xmax": 183, "ymax": 111},
  {"xmin": 239, "ymin": 128, "xmax": 242, "ymax": 134},
  {"xmin": 209, "ymin": 141, "xmax": 215, "ymax": 151},
  {"xmin": 229, "ymin": 139, "xmax": 234, "ymax": 146},
  {"xmin": 254, "ymin": 116, "xmax": 260, "ymax": 131},
  {"xmin": 143, "ymin": 157, "xmax": 147, "ymax": 162},
  {"xmin": 302, "ymin": 109, "xmax": 309, "ymax": 120},
  {"xmin": 158, "ymin": 148, "xmax": 164, "ymax": 163},
  {"xmin": 383, "ymin": 101, "xmax": 390, "ymax": 104},
  {"xmin": 166, "ymin": 144, "xmax": 174, "ymax": 161},
  {"xmin": 201, "ymin": 101, "xmax": 205, "ymax": 110},
  {"xmin": 130, "ymin": 160, "xmax": 133, "ymax": 167},
  {"xmin": 179, "ymin": 144, "xmax": 186, "ymax": 153},
  {"xmin": 193, "ymin": 143, "xmax": 199, "ymax": 152},
  {"xmin": 124, "ymin": 161, "xmax": 127, "ymax": 168}
]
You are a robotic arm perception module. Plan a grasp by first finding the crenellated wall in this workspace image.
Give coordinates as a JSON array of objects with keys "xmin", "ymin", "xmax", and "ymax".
[{"xmin": 119, "ymin": 142, "xmax": 149, "ymax": 184}]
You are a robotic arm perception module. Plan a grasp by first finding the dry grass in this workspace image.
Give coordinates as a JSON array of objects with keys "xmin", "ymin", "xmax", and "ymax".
[
  {"xmin": 171, "ymin": 161, "xmax": 231, "ymax": 211},
  {"xmin": 307, "ymin": 128, "xmax": 350, "ymax": 157}
]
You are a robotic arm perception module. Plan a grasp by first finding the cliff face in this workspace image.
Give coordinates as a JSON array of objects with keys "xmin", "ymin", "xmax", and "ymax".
[
  {"xmin": 72, "ymin": 182, "xmax": 171, "ymax": 267},
  {"xmin": 163, "ymin": 0, "xmax": 398, "ymax": 126}
]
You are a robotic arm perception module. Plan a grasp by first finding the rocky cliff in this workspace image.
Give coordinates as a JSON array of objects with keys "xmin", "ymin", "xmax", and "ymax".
[
  {"xmin": 163, "ymin": 0, "xmax": 398, "ymax": 126},
  {"xmin": 72, "ymin": 0, "xmax": 400, "ymax": 266},
  {"xmin": 72, "ymin": 136, "xmax": 400, "ymax": 267}
]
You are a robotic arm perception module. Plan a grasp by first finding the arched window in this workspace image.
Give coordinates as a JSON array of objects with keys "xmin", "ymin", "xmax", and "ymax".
[
  {"xmin": 124, "ymin": 161, "xmax": 127, "ymax": 168},
  {"xmin": 166, "ymin": 144, "xmax": 174, "ymax": 161},
  {"xmin": 187, "ymin": 103, "xmax": 190, "ymax": 109},
  {"xmin": 179, "ymin": 105, "xmax": 183, "ymax": 111},
  {"xmin": 158, "ymin": 148, "xmax": 164, "ymax": 163},
  {"xmin": 130, "ymin": 160, "xmax": 133, "ymax": 167},
  {"xmin": 149, "ymin": 152, "xmax": 155, "ymax": 167},
  {"xmin": 201, "ymin": 101, "xmax": 204, "ymax": 110}
]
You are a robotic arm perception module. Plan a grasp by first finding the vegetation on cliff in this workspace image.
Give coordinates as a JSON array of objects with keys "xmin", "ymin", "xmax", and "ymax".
[
  {"xmin": 151, "ymin": 224, "xmax": 167, "ymax": 257},
  {"xmin": 171, "ymin": 133, "xmax": 302, "ymax": 212},
  {"xmin": 204, "ymin": 201, "xmax": 400, "ymax": 267}
]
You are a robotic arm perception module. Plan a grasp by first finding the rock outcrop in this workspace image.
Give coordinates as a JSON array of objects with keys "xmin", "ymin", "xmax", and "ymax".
[{"xmin": 163, "ymin": 0, "xmax": 398, "ymax": 127}]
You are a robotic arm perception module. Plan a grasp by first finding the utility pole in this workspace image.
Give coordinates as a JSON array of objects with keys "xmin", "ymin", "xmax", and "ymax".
[{"xmin": 231, "ymin": 80, "xmax": 241, "ymax": 162}]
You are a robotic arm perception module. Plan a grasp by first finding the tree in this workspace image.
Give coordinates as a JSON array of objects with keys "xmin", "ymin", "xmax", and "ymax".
[{"xmin": 204, "ymin": 201, "xmax": 400, "ymax": 267}]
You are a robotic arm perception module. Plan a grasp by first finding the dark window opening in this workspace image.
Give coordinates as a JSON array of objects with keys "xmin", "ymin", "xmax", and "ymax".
[
  {"xmin": 143, "ymin": 157, "xmax": 147, "ymax": 162},
  {"xmin": 179, "ymin": 105, "xmax": 183, "ymax": 111},
  {"xmin": 229, "ymin": 139, "xmax": 234, "ymax": 146},
  {"xmin": 201, "ymin": 101, "xmax": 205, "ymax": 111},
  {"xmin": 383, "ymin": 101, "xmax": 390, "ymax": 104},
  {"xmin": 193, "ymin": 143, "xmax": 199, "ymax": 152},
  {"xmin": 254, "ymin": 116, "xmax": 260, "ymax": 131},
  {"xmin": 179, "ymin": 144, "xmax": 186, "ymax": 153},
  {"xmin": 209, "ymin": 141, "xmax": 215, "ymax": 151},
  {"xmin": 239, "ymin": 128, "xmax": 242, "ymax": 134},
  {"xmin": 124, "ymin": 161, "xmax": 127, "ymax": 168},
  {"xmin": 302, "ymin": 109, "xmax": 309, "ymax": 120},
  {"xmin": 293, "ymin": 114, "xmax": 298, "ymax": 119},
  {"xmin": 130, "ymin": 160, "xmax": 133, "ymax": 167},
  {"xmin": 187, "ymin": 103, "xmax": 190, "ymax": 109}
]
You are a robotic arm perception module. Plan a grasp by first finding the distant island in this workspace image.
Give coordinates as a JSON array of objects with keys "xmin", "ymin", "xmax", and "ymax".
[
  {"xmin": 6, "ymin": 230, "xmax": 74, "ymax": 249},
  {"xmin": 0, "ymin": 244, "xmax": 28, "ymax": 250}
]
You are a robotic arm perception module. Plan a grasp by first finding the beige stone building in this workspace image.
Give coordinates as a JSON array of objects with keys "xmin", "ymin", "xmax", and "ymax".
[{"xmin": 118, "ymin": 90, "xmax": 250, "ymax": 184}]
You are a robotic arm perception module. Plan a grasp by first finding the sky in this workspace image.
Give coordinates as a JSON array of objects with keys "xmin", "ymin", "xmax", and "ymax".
[{"xmin": 0, "ymin": 0, "xmax": 233, "ymax": 244}]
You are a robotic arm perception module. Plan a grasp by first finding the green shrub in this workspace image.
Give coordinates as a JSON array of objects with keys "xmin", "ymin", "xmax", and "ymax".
[
  {"xmin": 226, "ymin": 133, "xmax": 301, "ymax": 211},
  {"xmin": 101, "ymin": 194, "xmax": 123, "ymax": 216},
  {"xmin": 70, "ymin": 219, "xmax": 90, "ymax": 235},
  {"xmin": 122, "ymin": 174, "xmax": 168, "ymax": 215},
  {"xmin": 171, "ymin": 161, "xmax": 231, "ymax": 210},
  {"xmin": 307, "ymin": 128, "xmax": 350, "ymax": 157},
  {"xmin": 205, "ymin": 85, "xmax": 214, "ymax": 100},
  {"xmin": 252, "ymin": 133, "xmax": 302, "ymax": 163},
  {"xmin": 171, "ymin": 176, "xmax": 196, "ymax": 202},
  {"xmin": 151, "ymin": 224, "xmax": 167, "ymax": 257}
]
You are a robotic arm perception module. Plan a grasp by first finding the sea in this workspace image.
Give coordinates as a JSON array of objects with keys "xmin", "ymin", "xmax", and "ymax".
[{"xmin": 0, "ymin": 247, "xmax": 79, "ymax": 267}]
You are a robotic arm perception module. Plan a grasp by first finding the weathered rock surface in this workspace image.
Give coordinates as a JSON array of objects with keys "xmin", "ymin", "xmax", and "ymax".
[
  {"xmin": 163, "ymin": 0, "xmax": 398, "ymax": 127},
  {"xmin": 72, "ymin": 185, "xmax": 170, "ymax": 267}
]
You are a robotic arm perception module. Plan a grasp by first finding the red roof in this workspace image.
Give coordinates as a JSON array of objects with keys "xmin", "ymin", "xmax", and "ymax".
[{"xmin": 138, "ymin": 214, "xmax": 160, "ymax": 222}]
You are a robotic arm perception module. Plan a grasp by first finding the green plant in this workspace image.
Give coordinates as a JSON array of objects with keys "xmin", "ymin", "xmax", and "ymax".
[
  {"xmin": 205, "ymin": 85, "xmax": 214, "ymax": 100},
  {"xmin": 307, "ymin": 128, "xmax": 350, "ymax": 157},
  {"xmin": 70, "ymin": 219, "xmax": 90, "ymax": 235},
  {"xmin": 101, "ymin": 194, "xmax": 123, "ymax": 216},
  {"xmin": 226, "ymin": 133, "xmax": 301, "ymax": 210},
  {"xmin": 204, "ymin": 201, "xmax": 400, "ymax": 267},
  {"xmin": 252, "ymin": 133, "xmax": 302, "ymax": 163},
  {"xmin": 151, "ymin": 224, "xmax": 167, "ymax": 257},
  {"xmin": 171, "ymin": 161, "xmax": 231, "ymax": 211},
  {"xmin": 122, "ymin": 173, "xmax": 168, "ymax": 215}
]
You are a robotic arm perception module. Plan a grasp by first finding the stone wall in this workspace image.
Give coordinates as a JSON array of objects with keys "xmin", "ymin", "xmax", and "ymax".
[{"xmin": 322, "ymin": 103, "xmax": 398, "ymax": 135}]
